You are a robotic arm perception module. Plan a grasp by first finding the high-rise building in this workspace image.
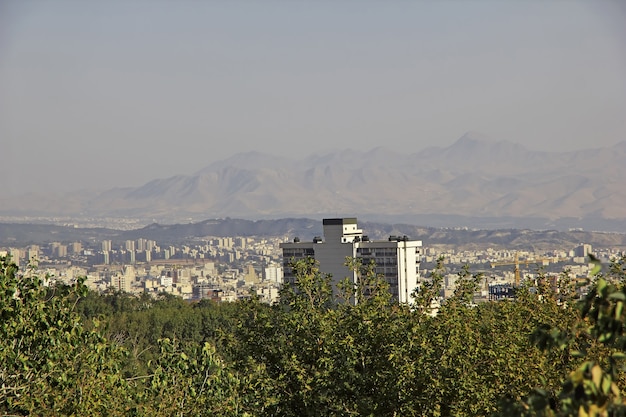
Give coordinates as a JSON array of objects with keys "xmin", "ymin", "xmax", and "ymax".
[
  {"xmin": 125, "ymin": 240, "xmax": 136, "ymax": 252},
  {"xmin": 244, "ymin": 264, "xmax": 259, "ymax": 285},
  {"xmin": 102, "ymin": 240, "xmax": 112, "ymax": 252},
  {"xmin": 110, "ymin": 272, "xmax": 132, "ymax": 293},
  {"xmin": 27, "ymin": 245, "xmax": 40, "ymax": 265},
  {"xmin": 264, "ymin": 265, "xmax": 284, "ymax": 284},
  {"xmin": 574, "ymin": 243, "xmax": 593, "ymax": 258},
  {"xmin": 71, "ymin": 242, "xmax": 83, "ymax": 254},
  {"xmin": 214, "ymin": 237, "xmax": 233, "ymax": 249},
  {"xmin": 9, "ymin": 248, "xmax": 21, "ymax": 266},
  {"xmin": 235, "ymin": 237, "xmax": 247, "ymax": 249},
  {"xmin": 280, "ymin": 218, "xmax": 422, "ymax": 304}
]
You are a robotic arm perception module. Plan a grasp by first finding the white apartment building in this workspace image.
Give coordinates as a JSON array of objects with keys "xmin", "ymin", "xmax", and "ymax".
[
  {"xmin": 280, "ymin": 218, "xmax": 422, "ymax": 304},
  {"xmin": 264, "ymin": 265, "xmax": 284, "ymax": 284}
]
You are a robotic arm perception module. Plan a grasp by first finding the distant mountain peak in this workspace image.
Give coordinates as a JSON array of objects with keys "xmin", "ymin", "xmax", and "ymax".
[
  {"xmin": 194, "ymin": 151, "xmax": 293, "ymax": 175},
  {"xmin": 612, "ymin": 140, "xmax": 626, "ymax": 152},
  {"xmin": 457, "ymin": 131, "xmax": 496, "ymax": 143},
  {"xmin": 450, "ymin": 131, "xmax": 528, "ymax": 153}
]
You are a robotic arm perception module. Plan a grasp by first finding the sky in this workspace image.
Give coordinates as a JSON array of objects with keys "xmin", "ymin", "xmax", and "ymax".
[{"xmin": 1, "ymin": 1, "xmax": 625, "ymax": 194}]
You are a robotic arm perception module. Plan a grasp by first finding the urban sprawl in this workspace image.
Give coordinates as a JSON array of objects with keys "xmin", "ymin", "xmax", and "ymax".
[{"xmin": 2, "ymin": 218, "xmax": 623, "ymax": 306}]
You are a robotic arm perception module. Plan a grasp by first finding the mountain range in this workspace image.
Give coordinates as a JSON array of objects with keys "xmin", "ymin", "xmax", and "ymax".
[{"xmin": 3, "ymin": 132, "xmax": 626, "ymax": 232}]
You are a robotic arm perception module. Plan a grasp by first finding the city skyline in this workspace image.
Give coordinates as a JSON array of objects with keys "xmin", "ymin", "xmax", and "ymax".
[{"xmin": 1, "ymin": 1, "xmax": 625, "ymax": 194}]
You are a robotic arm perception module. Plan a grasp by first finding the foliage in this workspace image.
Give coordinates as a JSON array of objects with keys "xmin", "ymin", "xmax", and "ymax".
[
  {"xmin": 509, "ymin": 255, "xmax": 626, "ymax": 417},
  {"xmin": 0, "ymin": 256, "xmax": 133, "ymax": 415},
  {"xmin": 134, "ymin": 337, "xmax": 270, "ymax": 416},
  {"xmin": 408, "ymin": 262, "xmax": 568, "ymax": 416},
  {"xmin": 412, "ymin": 256, "xmax": 445, "ymax": 317},
  {"xmin": 4, "ymin": 252, "xmax": 626, "ymax": 416}
]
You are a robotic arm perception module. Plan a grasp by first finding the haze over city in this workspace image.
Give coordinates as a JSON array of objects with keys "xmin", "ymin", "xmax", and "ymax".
[
  {"xmin": 5, "ymin": 3, "xmax": 626, "ymax": 413},
  {"xmin": 1, "ymin": 1, "xmax": 625, "ymax": 195}
]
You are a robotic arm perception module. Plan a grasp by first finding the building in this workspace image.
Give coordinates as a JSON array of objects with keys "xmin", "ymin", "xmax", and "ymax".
[
  {"xmin": 264, "ymin": 265, "xmax": 284, "ymax": 284},
  {"xmin": 125, "ymin": 240, "xmax": 136, "ymax": 252},
  {"xmin": 243, "ymin": 264, "xmax": 259, "ymax": 285},
  {"xmin": 27, "ymin": 245, "xmax": 40, "ymax": 265},
  {"xmin": 574, "ymin": 243, "xmax": 593, "ymax": 258},
  {"xmin": 489, "ymin": 283, "xmax": 516, "ymax": 301},
  {"xmin": 9, "ymin": 248, "xmax": 21, "ymax": 267},
  {"xmin": 110, "ymin": 267, "xmax": 134, "ymax": 293},
  {"xmin": 71, "ymin": 242, "xmax": 83, "ymax": 254},
  {"xmin": 102, "ymin": 240, "xmax": 112, "ymax": 252},
  {"xmin": 280, "ymin": 218, "xmax": 422, "ymax": 304}
]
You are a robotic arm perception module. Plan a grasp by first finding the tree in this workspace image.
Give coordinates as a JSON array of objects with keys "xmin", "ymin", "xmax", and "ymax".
[
  {"xmin": 508, "ymin": 255, "xmax": 626, "ymax": 416},
  {"xmin": 0, "ymin": 256, "xmax": 134, "ymax": 415}
]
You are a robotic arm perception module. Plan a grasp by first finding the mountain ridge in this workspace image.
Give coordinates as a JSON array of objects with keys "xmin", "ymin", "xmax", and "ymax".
[
  {"xmin": 2, "ymin": 133, "xmax": 625, "ymax": 231},
  {"xmin": 2, "ymin": 218, "xmax": 626, "ymax": 251}
]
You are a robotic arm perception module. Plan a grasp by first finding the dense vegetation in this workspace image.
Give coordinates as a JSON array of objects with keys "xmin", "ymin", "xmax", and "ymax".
[{"xmin": 2, "ymin": 254, "xmax": 626, "ymax": 416}]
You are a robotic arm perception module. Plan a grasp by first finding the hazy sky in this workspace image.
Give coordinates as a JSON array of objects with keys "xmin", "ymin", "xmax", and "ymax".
[{"xmin": 1, "ymin": 1, "xmax": 625, "ymax": 194}]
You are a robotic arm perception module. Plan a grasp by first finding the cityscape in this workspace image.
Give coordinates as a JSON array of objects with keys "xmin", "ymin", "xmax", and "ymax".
[
  {"xmin": 2, "ymin": 216, "xmax": 620, "ymax": 307},
  {"xmin": 2, "ymin": 1, "xmax": 625, "ymax": 415}
]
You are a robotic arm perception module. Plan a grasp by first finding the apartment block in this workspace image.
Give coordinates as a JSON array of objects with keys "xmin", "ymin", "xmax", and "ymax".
[{"xmin": 280, "ymin": 218, "xmax": 422, "ymax": 303}]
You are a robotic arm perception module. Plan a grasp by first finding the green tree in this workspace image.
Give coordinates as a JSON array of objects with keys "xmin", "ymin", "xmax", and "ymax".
[
  {"xmin": 510, "ymin": 255, "xmax": 626, "ymax": 416},
  {"xmin": 0, "ymin": 256, "xmax": 134, "ymax": 415},
  {"xmin": 135, "ymin": 337, "xmax": 271, "ymax": 416}
]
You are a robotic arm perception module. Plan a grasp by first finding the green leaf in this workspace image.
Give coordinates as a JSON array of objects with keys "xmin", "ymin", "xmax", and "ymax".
[
  {"xmin": 616, "ymin": 301, "xmax": 624, "ymax": 319},
  {"xmin": 601, "ymin": 376, "xmax": 612, "ymax": 394},
  {"xmin": 599, "ymin": 332, "xmax": 613, "ymax": 343},
  {"xmin": 591, "ymin": 262, "xmax": 602, "ymax": 277}
]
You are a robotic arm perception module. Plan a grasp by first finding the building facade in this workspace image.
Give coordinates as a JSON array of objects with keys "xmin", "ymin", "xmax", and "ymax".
[
  {"xmin": 280, "ymin": 218, "xmax": 422, "ymax": 304},
  {"xmin": 574, "ymin": 243, "xmax": 593, "ymax": 258}
]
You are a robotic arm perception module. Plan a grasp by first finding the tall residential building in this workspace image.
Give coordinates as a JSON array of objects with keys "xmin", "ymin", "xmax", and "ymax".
[
  {"xmin": 110, "ymin": 271, "xmax": 132, "ymax": 293},
  {"xmin": 264, "ymin": 265, "xmax": 284, "ymax": 284},
  {"xmin": 219, "ymin": 237, "xmax": 234, "ymax": 249},
  {"xmin": 71, "ymin": 242, "xmax": 83, "ymax": 254},
  {"xmin": 9, "ymin": 248, "xmax": 21, "ymax": 266},
  {"xmin": 102, "ymin": 240, "xmax": 112, "ymax": 252},
  {"xmin": 27, "ymin": 245, "xmax": 40, "ymax": 265},
  {"xmin": 235, "ymin": 237, "xmax": 247, "ymax": 249},
  {"xmin": 50, "ymin": 242, "xmax": 61, "ymax": 257},
  {"xmin": 574, "ymin": 243, "xmax": 593, "ymax": 258},
  {"xmin": 280, "ymin": 218, "xmax": 422, "ymax": 304},
  {"xmin": 244, "ymin": 264, "xmax": 259, "ymax": 285}
]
